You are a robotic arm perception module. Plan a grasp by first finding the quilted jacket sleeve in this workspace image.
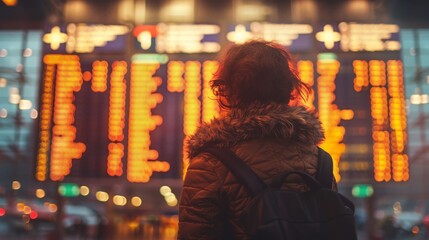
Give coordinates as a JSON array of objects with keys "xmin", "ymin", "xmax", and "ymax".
[{"xmin": 178, "ymin": 153, "xmax": 226, "ymax": 240}]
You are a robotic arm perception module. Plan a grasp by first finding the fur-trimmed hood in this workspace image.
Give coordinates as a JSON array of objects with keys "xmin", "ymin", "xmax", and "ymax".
[{"xmin": 187, "ymin": 103, "xmax": 324, "ymax": 158}]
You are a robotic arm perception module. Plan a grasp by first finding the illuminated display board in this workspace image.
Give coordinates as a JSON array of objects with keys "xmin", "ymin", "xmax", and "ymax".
[
  {"xmin": 43, "ymin": 24, "xmax": 129, "ymax": 54},
  {"xmin": 36, "ymin": 22, "xmax": 408, "ymax": 183},
  {"xmin": 226, "ymin": 23, "xmax": 313, "ymax": 51},
  {"xmin": 309, "ymin": 53, "xmax": 408, "ymax": 182},
  {"xmin": 315, "ymin": 23, "xmax": 401, "ymax": 52},
  {"xmin": 133, "ymin": 24, "xmax": 221, "ymax": 53}
]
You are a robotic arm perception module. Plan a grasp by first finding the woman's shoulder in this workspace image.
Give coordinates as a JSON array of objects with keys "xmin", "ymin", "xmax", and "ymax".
[{"xmin": 187, "ymin": 104, "xmax": 324, "ymax": 159}]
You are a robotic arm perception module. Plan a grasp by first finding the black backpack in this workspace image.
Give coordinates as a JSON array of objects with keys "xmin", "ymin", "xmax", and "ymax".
[{"xmin": 205, "ymin": 147, "xmax": 358, "ymax": 240}]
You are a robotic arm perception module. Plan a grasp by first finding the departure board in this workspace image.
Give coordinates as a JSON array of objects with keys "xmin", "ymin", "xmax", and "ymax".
[{"xmin": 36, "ymin": 22, "xmax": 407, "ymax": 183}]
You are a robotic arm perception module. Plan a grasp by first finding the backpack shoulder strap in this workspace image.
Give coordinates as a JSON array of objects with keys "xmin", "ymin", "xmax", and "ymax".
[
  {"xmin": 204, "ymin": 147, "xmax": 266, "ymax": 197},
  {"xmin": 316, "ymin": 147, "xmax": 334, "ymax": 189}
]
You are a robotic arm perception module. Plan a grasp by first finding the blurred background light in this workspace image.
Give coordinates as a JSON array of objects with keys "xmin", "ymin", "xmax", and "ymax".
[
  {"xmin": 80, "ymin": 185, "xmax": 90, "ymax": 196},
  {"xmin": 2, "ymin": 0, "xmax": 17, "ymax": 7},
  {"xmin": 35, "ymin": 188, "xmax": 45, "ymax": 198},
  {"xmin": 131, "ymin": 196, "xmax": 142, "ymax": 207},
  {"xmin": 11, "ymin": 180, "xmax": 20, "ymax": 190}
]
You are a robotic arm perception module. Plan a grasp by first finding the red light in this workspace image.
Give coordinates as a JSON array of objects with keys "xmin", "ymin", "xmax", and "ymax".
[
  {"xmin": 0, "ymin": 208, "xmax": 5, "ymax": 216},
  {"xmin": 29, "ymin": 210, "xmax": 38, "ymax": 219},
  {"xmin": 423, "ymin": 215, "xmax": 429, "ymax": 226}
]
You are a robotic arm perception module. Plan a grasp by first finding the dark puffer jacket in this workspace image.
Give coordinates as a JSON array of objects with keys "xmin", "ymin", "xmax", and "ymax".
[{"xmin": 178, "ymin": 103, "xmax": 327, "ymax": 240}]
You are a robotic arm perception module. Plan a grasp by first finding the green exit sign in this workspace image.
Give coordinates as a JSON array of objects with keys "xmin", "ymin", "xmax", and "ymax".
[
  {"xmin": 352, "ymin": 184, "xmax": 374, "ymax": 198},
  {"xmin": 58, "ymin": 183, "xmax": 80, "ymax": 197}
]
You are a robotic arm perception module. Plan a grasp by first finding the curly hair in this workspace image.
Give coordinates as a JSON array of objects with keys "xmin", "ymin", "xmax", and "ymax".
[{"xmin": 211, "ymin": 40, "xmax": 310, "ymax": 109}]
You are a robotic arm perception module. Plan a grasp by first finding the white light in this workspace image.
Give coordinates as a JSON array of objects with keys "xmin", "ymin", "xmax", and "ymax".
[
  {"xmin": 9, "ymin": 87, "xmax": 20, "ymax": 104},
  {"xmin": 164, "ymin": 191, "xmax": 178, "ymax": 207},
  {"xmin": 164, "ymin": 192, "xmax": 176, "ymax": 202},
  {"xmin": 30, "ymin": 109, "xmax": 38, "ymax": 119},
  {"xmin": 227, "ymin": 24, "xmax": 253, "ymax": 44},
  {"xmin": 138, "ymin": 31, "xmax": 152, "ymax": 50},
  {"xmin": 166, "ymin": 198, "xmax": 178, "ymax": 207},
  {"xmin": 316, "ymin": 24, "xmax": 341, "ymax": 49},
  {"xmin": 410, "ymin": 94, "xmax": 429, "ymax": 105},
  {"xmin": 23, "ymin": 48, "xmax": 32, "ymax": 57},
  {"xmin": 0, "ymin": 49, "xmax": 7, "ymax": 57},
  {"xmin": 422, "ymin": 95, "xmax": 429, "ymax": 104},
  {"xmin": 43, "ymin": 26, "xmax": 68, "ymax": 50},
  {"xmin": 249, "ymin": 23, "xmax": 313, "ymax": 46},
  {"xmin": 19, "ymin": 100, "xmax": 32, "ymax": 110},
  {"xmin": 338, "ymin": 23, "xmax": 401, "ymax": 52},
  {"xmin": 61, "ymin": 24, "xmax": 129, "ymax": 53},
  {"xmin": 16, "ymin": 64, "xmax": 23, "ymax": 73},
  {"xmin": 160, "ymin": 185, "xmax": 171, "ymax": 196},
  {"xmin": 9, "ymin": 94, "xmax": 20, "ymax": 104},
  {"xmin": 80, "ymin": 186, "xmax": 90, "ymax": 196},
  {"xmin": 0, "ymin": 108, "xmax": 7, "ymax": 118},
  {"xmin": 12, "ymin": 181, "xmax": 21, "ymax": 190},
  {"xmin": 202, "ymin": 43, "xmax": 221, "ymax": 52},
  {"xmin": 153, "ymin": 23, "xmax": 221, "ymax": 53},
  {"xmin": 0, "ymin": 78, "xmax": 6, "ymax": 87},
  {"xmin": 113, "ymin": 195, "xmax": 127, "ymax": 206},
  {"xmin": 96, "ymin": 191, "xmax": 109, "ymax": 202},
  {"xmin": 410, "ymin": 94, "xmax": 419, "ymax": 104}
]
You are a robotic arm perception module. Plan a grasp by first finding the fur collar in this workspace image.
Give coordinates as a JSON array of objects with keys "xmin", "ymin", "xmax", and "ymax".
[{"xmin": 187, "ymin": 103, "xmax": 324, "ymax": 158}]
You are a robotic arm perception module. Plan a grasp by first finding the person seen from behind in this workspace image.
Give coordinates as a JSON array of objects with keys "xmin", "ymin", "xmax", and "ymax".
[{"xmin": 178, "ymin": 40, "xmax": 336, "ymax": 240}]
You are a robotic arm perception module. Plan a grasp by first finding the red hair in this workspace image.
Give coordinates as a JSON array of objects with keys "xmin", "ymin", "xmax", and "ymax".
[{"xmin": 211, "ymin": 40, "xmax": 309, "ymax": 109}]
